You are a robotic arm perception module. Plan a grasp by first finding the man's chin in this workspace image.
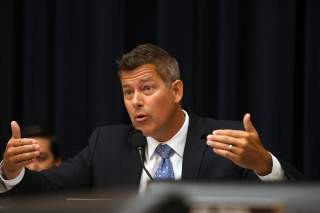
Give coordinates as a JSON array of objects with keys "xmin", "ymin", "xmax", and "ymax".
[{"xmin": 132, "ymin": 125, "xmax": 153, "ymax": 137}]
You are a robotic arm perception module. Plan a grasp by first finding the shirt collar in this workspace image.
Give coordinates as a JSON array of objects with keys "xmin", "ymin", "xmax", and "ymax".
[{"xmin": 146, "ymin": 110, "xmax": 189, "ymax": 160}]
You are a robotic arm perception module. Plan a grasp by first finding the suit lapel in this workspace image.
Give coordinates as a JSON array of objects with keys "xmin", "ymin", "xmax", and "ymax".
[
  {"xmin": 120, "ymin": 112, "xmax": 212, "ymax": 184},
  {"xmin": 120, "ymin": 136, "xmax": 143, "ymax": 188},
  {"xmin": 182, "ymin": 112, "xmax": 210, "ymax": 180}
]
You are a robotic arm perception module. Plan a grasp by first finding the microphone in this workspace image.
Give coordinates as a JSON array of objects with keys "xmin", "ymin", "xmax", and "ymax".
[
  {"xmin": 131, "ymin": 129, "xmax": 154, "ymax": 181},
  {"xmin": 201, "ymin": 132, "xmax": 209, "ymax": 140}
]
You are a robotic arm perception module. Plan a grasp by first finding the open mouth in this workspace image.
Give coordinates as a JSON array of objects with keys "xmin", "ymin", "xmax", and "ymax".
[{"xmin": 135, "ymin": 114, "xmax": 148, "ymax": 122}]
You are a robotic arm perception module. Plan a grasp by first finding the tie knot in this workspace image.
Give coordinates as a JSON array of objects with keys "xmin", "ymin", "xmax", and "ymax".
[{"xmin": 155, "ymin": 144, "xmax": 174, "ymax": 159}]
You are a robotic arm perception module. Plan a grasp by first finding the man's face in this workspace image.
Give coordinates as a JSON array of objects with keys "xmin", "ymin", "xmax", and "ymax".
[
  {"xmin": 26, "ymin": 137, "xmax": 60, "ymax": 172},
  {"xmin": 120, "ymin": 64, "xmax": 183, "ymax": 141}
]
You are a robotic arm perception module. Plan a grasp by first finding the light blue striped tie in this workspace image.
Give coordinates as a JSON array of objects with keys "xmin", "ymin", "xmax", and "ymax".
[{"xmin": 154, "ymin": 144, "xmax": 175, "ymax": 180}]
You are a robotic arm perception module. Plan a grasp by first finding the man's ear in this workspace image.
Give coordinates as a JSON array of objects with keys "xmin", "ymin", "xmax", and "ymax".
[
  {"xmin": 171, "ymin": 80, "xmax": 183, "ymax": 103},
  {"xmin": 54, "ymin": 158, "xmax": 62, "ymax": 167}
]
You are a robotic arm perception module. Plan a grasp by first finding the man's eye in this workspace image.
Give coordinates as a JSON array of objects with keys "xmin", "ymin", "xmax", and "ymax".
[
  {"xmin": 142, "ymin": 86, "xmax": 154, "ymax": 95},
  {"xmin": 143, "ymin": 86, "xmax": 151, "ymax": 91},
  {"xmin": 36, "ymin": 155, "xmax": 47, "ymax": 162},
  {"xmin": 124, "ymin": 90, "xmax": 133, "ymax": 96}
]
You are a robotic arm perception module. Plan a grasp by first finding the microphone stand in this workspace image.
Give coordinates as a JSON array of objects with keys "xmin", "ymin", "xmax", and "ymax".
[{"xmin": 137, "ymin": 147, "xmax": 153, "ymax": 181}]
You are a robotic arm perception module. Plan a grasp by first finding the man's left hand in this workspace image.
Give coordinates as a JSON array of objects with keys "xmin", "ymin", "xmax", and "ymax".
[{"xmin": 206, "ymin": 113, "xmax": 272, "ymax": 176}]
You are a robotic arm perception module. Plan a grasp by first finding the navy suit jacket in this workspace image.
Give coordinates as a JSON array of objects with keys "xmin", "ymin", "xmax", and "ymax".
[{"xmin": 9, "ymin": 112, "xmax": 302, "ymax": 195}]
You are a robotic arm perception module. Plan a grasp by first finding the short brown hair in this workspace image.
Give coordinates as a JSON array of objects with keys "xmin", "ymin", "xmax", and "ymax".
[{"xmin": 117, "ymin": 44, "xmax": 180, "ymax": 84}]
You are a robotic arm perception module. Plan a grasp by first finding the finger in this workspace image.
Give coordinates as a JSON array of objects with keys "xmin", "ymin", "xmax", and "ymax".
[
  {"xmin": 15, "ymin": 160, "xmax": 33, "ymax": 168},
  {"xmin": 243, "ymin": 113, "xmax": 257, "ymax": 133},
  {"xmin": 213, "ymin": 148, "xmax": 239, "ymax": 162},
  {"xmin": 207, "ymin": 134, "xmax": 241, "ymax": 145},
  {"xmin": 11, "ymin": 121, "xmax": 21, "ymax": 139},
  {"xmin": 6, "ymin": 144, "xmax": 40, "ymax": 157},
  {"xmin": 213, "ymin": 129, "xmax": 248, "ymax": 138},
  {"xmin": 10, "ymin": 151, "xmax": 40, "ymax": 164},
  {"xmin": 9, "ymin": 138, "xmax": 37, "ymax": 147},
  {"xmin": 207, "ymin": 141, "xmax": 242, "ymax": 155}
]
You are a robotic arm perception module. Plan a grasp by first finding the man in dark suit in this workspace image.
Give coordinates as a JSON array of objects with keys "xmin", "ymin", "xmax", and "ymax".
[{"xmin": 0, "ymin": 44, "xmax": 301, "ymax": 195}]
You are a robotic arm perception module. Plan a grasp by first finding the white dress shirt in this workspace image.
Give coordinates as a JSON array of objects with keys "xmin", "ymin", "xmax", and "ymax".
[
  {"xmin": 138, "ymin": 111, "xmax": 190, "ymax": 193},
  {"xmin": 138, "ymin": 111, "xmax": 285, "ymax": 193},
  {"xmin": 0, "ymin": 110, "xmax": 285, "ymax": 193},
  {"xmin": 0, "ymin": 161, "xmax": 25, "ymax": 192}
]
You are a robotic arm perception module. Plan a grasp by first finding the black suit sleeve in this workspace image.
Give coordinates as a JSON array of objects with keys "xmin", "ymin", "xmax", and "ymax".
[{"xmin": 278, "ymin": 159, "xmax": 304, "ymax": 181}]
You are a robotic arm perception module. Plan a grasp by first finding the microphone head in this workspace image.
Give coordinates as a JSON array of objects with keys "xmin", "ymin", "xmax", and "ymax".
[{"xmin": 131, "ymin": 129, "xmax": 146, "ymax": 150}]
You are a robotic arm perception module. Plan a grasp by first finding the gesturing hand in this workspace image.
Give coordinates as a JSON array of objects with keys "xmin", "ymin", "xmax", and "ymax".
[
  {"xmin": 2, "ymin": 121, "xmax": 40, "ymax": 179},
  {"xmin": 206, "ymin": 114, "xmax": 272, "ymax": 176}
]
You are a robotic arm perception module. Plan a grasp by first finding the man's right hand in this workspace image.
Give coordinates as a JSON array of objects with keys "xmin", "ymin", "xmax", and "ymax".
[{"xmin": 2, "ymin": 121, "xmax": 40, "ymax": 180}]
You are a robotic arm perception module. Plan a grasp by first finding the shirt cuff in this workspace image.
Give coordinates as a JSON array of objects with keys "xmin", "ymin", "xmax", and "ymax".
[
  {"xmin": 257, "ymin": 153, "xmax": 285, "ymax": 181},
  {"xmin": 0, "ymin": 161, "xmax": 25, "ymax": 192}
]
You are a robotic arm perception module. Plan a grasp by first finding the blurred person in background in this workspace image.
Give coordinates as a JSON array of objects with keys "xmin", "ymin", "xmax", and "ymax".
[{"xmin": 22, "ymin": 125, "xmax": 61, "ymax": 172}]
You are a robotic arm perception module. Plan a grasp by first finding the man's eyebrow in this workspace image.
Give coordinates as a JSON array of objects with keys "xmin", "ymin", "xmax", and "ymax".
[
  {"xmin": 121, "ymin": 77, "xmax": 154, "ymax": 89},
  {"xmin": 139, "ymin": 77, "xmax": 153, "ymax": 84},
  {"xmin": 122, "ymin": 84, "xmax": 130, "ymax": 88}
]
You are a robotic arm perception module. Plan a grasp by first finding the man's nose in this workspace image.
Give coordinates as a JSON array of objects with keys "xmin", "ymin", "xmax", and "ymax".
[
  {"xmin": 132, "ymin": 92, "xmax": 144, "ymax": 108},
  {"xmin": 26, "ymin": 163, "xmax": 40, "ymax": 172}
]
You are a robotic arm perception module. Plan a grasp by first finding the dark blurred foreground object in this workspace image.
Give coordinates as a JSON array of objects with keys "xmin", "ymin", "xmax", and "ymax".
[
  {"xmin": 1, "ymin": 182, "xmax": 320, "ymax": 213},
  {"xmin": 146, "ymin": 182, "xmax": 320, "ymax": 213},
  {"xmin": 0, "ymin": 188, "xmax": 188, "ymax": 213}
]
